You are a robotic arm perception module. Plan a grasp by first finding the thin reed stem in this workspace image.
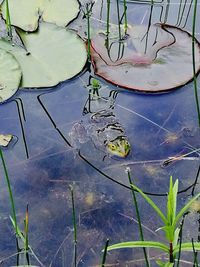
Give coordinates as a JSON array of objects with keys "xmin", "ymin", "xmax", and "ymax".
[
  {"xmin": 176, "ymin": 216, "xmax": 185, "ymax": 266},
  {"xmin": 116, "ymin": 0, "xmax": 122, "ymax": 40},
  {"xmin": 70, "ymin": 185, "xmax": 77, "ymax": 267},
  {"xmin": 123, "ymin": 0, "xmax": 128, "ymax": 34},
  {"xmin": 192, "ymin": 0, "xmax": 200, "ymax": 127},
  {"xmin": 106, "ymin": 0, "xmax": 110, "ymax": 35},
  {"xmin": 24, "ymin": 205, "xmax": 30, "ymax": 267},
  {"xmin": 0, "ymin": 149, "xmax": 18, "ymax": 235},
  {"xmin": 24, "ymin": 204, "xmax": 29, "ymax": 251},
  {"xmin": 192, "ymin": 238, "xmax": 198, "ymax": 266},
  {"xmin": 101, "ymin": 239, "xmax": 109, "ymax": 266},
  {"xmin": 5, "ymin": 0, "xmax": 12, "ymax": 39},
  {"xmin": 86, "ymin": 4, "xmax": 91, "ymax": 61},
  {"xmin": 128, "ymin": 170, "xmax": 151, "ymax": 267}
]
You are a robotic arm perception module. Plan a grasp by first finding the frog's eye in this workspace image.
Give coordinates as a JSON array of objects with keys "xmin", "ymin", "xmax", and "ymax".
[
  {"xmin": 108, "ymin": 143, "xmax": 116, "ymax": 150},
  {"xmin": 125, "ymin": 140, "xmax": 130, "ymax": 146}
]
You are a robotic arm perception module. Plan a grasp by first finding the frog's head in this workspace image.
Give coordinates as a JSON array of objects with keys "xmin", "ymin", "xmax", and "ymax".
[{"xmin": 106, "ymin": 136, "xmax": 131, "ymax": 158}]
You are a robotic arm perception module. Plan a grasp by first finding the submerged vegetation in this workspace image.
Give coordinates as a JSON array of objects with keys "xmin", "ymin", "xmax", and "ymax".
[{"xmin": 0, "ymin": 0, "xmax": 200, "ymax": 266}]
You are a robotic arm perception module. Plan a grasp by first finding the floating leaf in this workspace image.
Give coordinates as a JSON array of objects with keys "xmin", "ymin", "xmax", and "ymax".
[
  {"xmin": 0, "ymin": 22, "xmax": 87, "ymax": 88},
  {"xmin": 0, "ymin": 48, "xmax": 21, "ymax": 102},
  {"xmin": 42, "ymin": 0, "xmax": 79, "ymax": 27},
  {"xmin": 1, "ymin": 0, "xmax": 43, "ymax": 32},
  {"xmin": 0, "ymin": 134, "xmax": 13, "ymax": 147},
  {"xmin": 91, "ymin": 24, "xmax": 200, "ymax": 92},
  {"xmin": 1, "ymin": 0, "xmax": 79, "ymax": 31}
]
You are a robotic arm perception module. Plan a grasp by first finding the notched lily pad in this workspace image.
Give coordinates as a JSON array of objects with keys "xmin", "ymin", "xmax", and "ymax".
[
  {"xmin": 1, "ymin": 0, "xmax": 79, "ymax": 31},
  {"xmin": 1, "ymin": 0, "xmax": 42, "ymax": 31},
  {"xmin": 0, "ymin": 48, "xmax": 21, "ymax": 103},
  {"xmin": 0, "ymin": 22, "xmax": 87, "ymax": 88},
  {"xmin": 91, "ymin": 24, "xmax": 200, "ymax": 92},
  {"xmin": 42, "ymin": 0, "xmax": 80, "ymax": 27}
]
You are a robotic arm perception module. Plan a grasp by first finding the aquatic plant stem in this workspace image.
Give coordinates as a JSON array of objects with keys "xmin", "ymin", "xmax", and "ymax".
[
  {"xmin": 116, "ymin": 0, "xmax": 122, "ymax": 41},
  {"xmin": 192, "ymin": 0, "xmax": 200, "ymax": 127},
  {"xmin": 24, "ymin": 204, "xmax": 30, "ymax": 265},
  {"xmin": 176, "ymin": 216, "xmax": 185, "ymax": 267},
  {"xmin": 101, "ymin": 239, "xmax": 109, "ymax": 266},
  {"xmin": 70, "ymin": 185, "xmax": 77, "ymax": 267},
  {"xmin": 0, "ymin": 149, "xmax": 18, "ymax": 235},
  {"xmin": 128, "ymin": 170, "xmax": 151, "ymax": 267},
  {"xmin": 192, "ymin": 238, "xmax": 198, "ymax": 266},
  {"xmin": 122, "ymin": 0, "xmax": 128, "ymax": 34},
  {"xmin": 106, "ymin": 0, "xmax": 110, "ymax": 35},
  {"xmin": 86, "ymin": 3, "xmax": 91, "ymax": 61},
  {"xmin": 5, "ymin": 0, "xmax": 12, "ymax": 39}
]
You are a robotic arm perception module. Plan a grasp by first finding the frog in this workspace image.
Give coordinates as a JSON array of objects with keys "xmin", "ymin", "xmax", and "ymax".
[{"xmin": 69, "ymin": 78, "xmax": 131, "ymax": 158}]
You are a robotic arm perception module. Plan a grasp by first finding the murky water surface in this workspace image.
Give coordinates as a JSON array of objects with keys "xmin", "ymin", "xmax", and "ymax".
[{"xmin": 0, "ymin": 0, "xmax": 200, "ymax": 266}]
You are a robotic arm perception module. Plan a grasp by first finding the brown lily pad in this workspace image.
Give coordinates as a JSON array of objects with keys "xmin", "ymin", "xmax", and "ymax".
[
  {"xmin": 0, "ymin": 134, "xmax": 13, "ymax": 147},
  {"xmin": 91, "ymin": 23, "xmax": 200, "ymax": 93}
]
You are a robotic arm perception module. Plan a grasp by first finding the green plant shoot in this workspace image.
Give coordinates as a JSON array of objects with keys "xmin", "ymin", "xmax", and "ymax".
[{"xmin": 107, "ymin": 176, "xmax": 200, "ymax": 265}]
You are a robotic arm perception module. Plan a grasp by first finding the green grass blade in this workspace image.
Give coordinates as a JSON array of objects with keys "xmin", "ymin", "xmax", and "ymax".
[
  {"xmin": 172, "ymin": 179, "xmax": 178, "ymax": 221},
  {"xmin": 167, "ymin": 176, "xmax": 174, "ymax": 225},
  {"xmin": 173, "ymin": 242, "xmax": 200, "ymax": 254},
  {"xmin": 173, "ymin": 192, "xmax": 200, "ymax": 227},
  {"xmin": 107, "ymin": 241, "xmax": 169, "ymax": 253},
  {"xmin": 10, "ymin": 216, "xmax": 24, "ymax": 241},
  {"xmin": 167, "ymin": 177, "xmax": 178, "ymax": 225},
  {"xmin": 130, "ymin": 183, "xmax": 167, "ymax": 224},
  {"xmin": 0, "ymin": 149, "xmax": 19, "ymax": 235}
]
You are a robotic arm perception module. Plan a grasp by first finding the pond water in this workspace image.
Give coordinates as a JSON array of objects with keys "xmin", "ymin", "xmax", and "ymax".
[{"xmin": 0, "ymin": 0, "xmax": 200, "ymax": 266}]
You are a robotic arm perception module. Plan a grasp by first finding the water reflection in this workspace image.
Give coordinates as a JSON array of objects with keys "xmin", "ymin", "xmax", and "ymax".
[{"xmin": 0, "ymin": 0, "xmax": 199, "ymax": 265}]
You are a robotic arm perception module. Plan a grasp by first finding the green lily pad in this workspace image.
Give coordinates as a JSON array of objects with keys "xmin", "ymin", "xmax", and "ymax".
[
  {"xmin": 1, "ymin": 0, "xmax": 42, "ymax": 32},
  {"xmin": 42, "ymin": 0, "xmax": 80, "ymax": 27},
  {"xmin": 1, "ymin": 0, "xmax": 79, "ymax": 31},
  {"xmin": 0, "ymin": 22, "xmax": 87, "ymax": 88},
  {"xmin": 0, "ymin": 48, "xmax": 21, "ymax": 102}
]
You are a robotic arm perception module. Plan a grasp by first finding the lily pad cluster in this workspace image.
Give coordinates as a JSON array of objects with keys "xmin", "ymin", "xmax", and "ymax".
[
  {"xmin": 1, "ymin": 0, "xmax": 80, "ymax": 30},
  {"xmin": 91, "ymin": 23, "xmax": 200, "ymax": 92},
  {"xmin": 0, "ymin": 0, "xmax": 87, "ymax": 103}
]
